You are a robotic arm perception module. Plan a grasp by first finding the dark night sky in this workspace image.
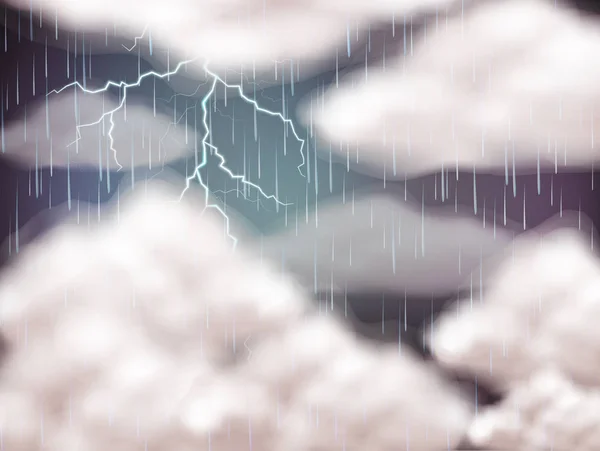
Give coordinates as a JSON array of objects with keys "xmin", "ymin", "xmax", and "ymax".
[
  {"xmin": 1, "ymin": 0, "xmax": 600, "ymax": 419},
  {"xmin": 1, "ymin": 1, "xmax": 600, "ymax": 377},
  {"xmin": 2, "ymin": 0, "xmax": 600, "ymax": 311}
]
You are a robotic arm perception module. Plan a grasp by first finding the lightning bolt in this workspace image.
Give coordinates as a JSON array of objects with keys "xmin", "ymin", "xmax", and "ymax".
[
  {"xmin": 244, "ymin": 336, "xmax": 253, "ymax": 361},
  {"xmin": 48, "ymin": 51, "xmax": 306, "ymax": 247},
  {"xmin": 121, "ymin": 25, "xmax": 149, "ymax": 52}
]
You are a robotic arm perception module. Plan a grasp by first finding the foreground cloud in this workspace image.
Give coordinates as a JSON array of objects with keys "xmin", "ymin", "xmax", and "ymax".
[
  {"xmin": 467, "ymin": 369, "xmax": 600, "ymax": 450},
  {"xmin": 306, "ymin": 0, "xmax": 600, "ymax": 179},
  {"xmin": 429, "ymin": 227, "xmax": 600, "ymax": 450},
  {"xmin": 431, "ymin": 228, "xmax": 600, "ymax": 386},
  {"xmin": 0, "ymin": 167, "xmax": 258, "ymax": 258},
  {"xmin": 0, "ymin": 182, "xmax": 472, "ymax": 451}
]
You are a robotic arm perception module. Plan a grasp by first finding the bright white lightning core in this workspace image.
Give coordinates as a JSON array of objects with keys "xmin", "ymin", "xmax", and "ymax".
[{"xmin": 48, "ymin": 48, "xmax": 307, "ymax": 247}]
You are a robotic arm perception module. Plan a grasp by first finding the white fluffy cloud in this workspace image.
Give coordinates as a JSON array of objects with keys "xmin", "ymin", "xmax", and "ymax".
[
  {"xmin": 2, "ymin": 89, "xmax": 191, "ymax": 169},
  {"xmin": 0, "ymin": 182, "xmax": 472, "ymax": 451},
  {"xmin": 0, "ymin": 168, "xmax": 259, "ymax": 256},
  {"xmin": 1, "ymin": 0, "xmax": 459, "ymax": 168},
  {"xmin": 6, "ymin": 0, "xmax": 457, "ymax": 74},
  {"xmin": 431, "ymin": 228, "xmax": 600, "ymax": 387},
  {"xmin": 261, "ymin": 193, "xmax": 512, "ymax": 295},
  {"xmin": 307, "ymin": 0, "xmax": 600, "ymax": 179},
  {"xmin": 428, "ymin": 227, "xmax": 600, "ymax": 449},
  {"xmin": 467, "ymin": 369, "xmax": 600, "ymax": 450}
]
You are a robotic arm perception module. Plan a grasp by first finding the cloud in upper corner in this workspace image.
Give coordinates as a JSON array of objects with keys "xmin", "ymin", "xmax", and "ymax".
[
  {"xmin": 304, "ymin": 0, "xmax": 600, "ymax": 180},
  {"xmin": 6, "ymin": 0, "xmax": 458, "ymax": 72}
]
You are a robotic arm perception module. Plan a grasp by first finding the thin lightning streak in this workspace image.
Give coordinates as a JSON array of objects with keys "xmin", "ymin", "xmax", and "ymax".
[
  {"xmin": 47, "ymin": 51, "xmax": 307, "ymax": 247},
  {"xmin": 244, "ymin": 336, "xmax": 253, "ymax": 361},
  {"xmin": 48, "ymin": 58, "xmax": 199, "ymax": 170},
  {"xmin": 122, "ymin": 26, "xmax": 149, "ymax": 52}
]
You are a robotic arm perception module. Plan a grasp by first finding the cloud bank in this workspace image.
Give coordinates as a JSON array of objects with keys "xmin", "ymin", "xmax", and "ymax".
[
  {"xmin": 262, "ymin": 193, "xmax": 512, "ymax": 295},
  {"xmin": 6, "ymin": 0, "xmax": 457, "ymax": 72},
  {"xmin": 0, "ymin": 183, "xmax": 472, "ymax": 451},
  {"xmin": 307, "ymin": 0, "xmax": 600, "ymax": 179},
  {"xmin": 430, "ymin": 228, "xmax": 600, "ymax": 450},
  {"xmin": 2, "ymin": 89, "xmax": 191, "ymax": 170}
]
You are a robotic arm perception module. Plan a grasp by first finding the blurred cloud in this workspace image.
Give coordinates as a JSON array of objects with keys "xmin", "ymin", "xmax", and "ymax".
[
  {"xmin": 426, "ymin": 224, "xmax": 600, "ymax": 449},
  {"xmin": 430, "ymin": 228, "xmax": 600, "ymax": 388},
  {"xmin": 0, "ymin": 166, "xmax": 260, "ymax": 257},
  {"xmin": 467, "ymin": 368, "xmax": 600, "ymax": 450},
  {"xmin": 306, "ymin": 0, "xmax": 600, "ymax": 180},
  {"xmin": 2, "ymin": 89, "xmax": 191, "ymax": 169},
  {"xmin": 6, "ymin": 0, "xmax": 457, "ymax": 77},
  {"xmin": 261, "ymin": 193, "xmax": 512, "ymax": 295},
  {"xmin": 0, "ymin": 182, "xmax": 472, "ymax": 451}
]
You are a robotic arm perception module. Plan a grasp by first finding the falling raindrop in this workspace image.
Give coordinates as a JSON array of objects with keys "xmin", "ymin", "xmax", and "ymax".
[
  {"xmin": 493, "ymin": 198, "xmax": 497, "ymax": 239},
  {"xmin": 14, "ymin": 187, "xmax": 19, "ymax": 254},
  {"xmin": 522, "ymin": 186, "xmax": 526, "ymax": 230},
  {"xmin": 346, "ymin": 22, "xmax": 351, "ymax": 57},
  {"xmin": 67, "ymin": 149, "xmax": 72, "ymax": 210},
  {"xmin": 78, "ymin": 35, "xmax": 88, "ymax": 90},
  {"xmin": 559, "ymin": 186, "xmax": 563, "ymax": 217},
  {"xmin": 421, "ymin": 188, "xmax": 425, "ymax": 257},
  {"xmin": 391, "ymin": 213, "xmax": 396, "ymax": 274},
  {"xmin": 313, "ymin": 241, "xmax": 318, "ymax": 294},
  {"xmin": 473, "ymin": 165, "xmax": 477, "ymax": 214},
  {"xmin": 16, "ymin": 61, "xmax": 20, "ymax": 105},
  {"xmin": 511, "ymin": 142, "xmax": 517, "ymax": 197},
  {"xmin": 274, "ymin": 149, "xmax": 279, "ymax": 214},
  {"xmin": 536, "ymin": 146, "xmax": 541, "ymax": 195},
  {"xmin": 3, "ymin": 8, "xmax": 7, "ymax": 52},
  {"xmin": 54, "ymin": 7, "xmax": 59, "ymax": 40},
  {"xmin": 504, "ymin": 143, "xmax": 508, "ymax": 186},
  {"xmin": 35, "ymin": 132, "xmax": 39, "ymax": 198},
  {"xmin": 503, "ymin": 185, "xmax": 507, "ymax": 225},
  {"xmin": 0, "ymin": 89, "xmax": 4, "ymax": 153}
]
